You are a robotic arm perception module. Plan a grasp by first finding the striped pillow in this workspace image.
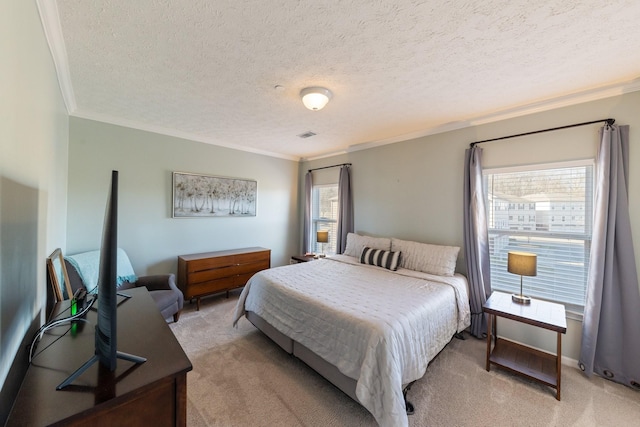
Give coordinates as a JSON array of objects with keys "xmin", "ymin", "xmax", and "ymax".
[{"xmin": 360, "ymin": 247, "xmax": 401, "ymax": 271}]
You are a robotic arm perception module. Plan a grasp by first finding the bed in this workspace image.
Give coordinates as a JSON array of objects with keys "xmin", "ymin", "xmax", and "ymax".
[{"xmin": 232, "ymin": 235, "xmax": 471, "ymax": 427}]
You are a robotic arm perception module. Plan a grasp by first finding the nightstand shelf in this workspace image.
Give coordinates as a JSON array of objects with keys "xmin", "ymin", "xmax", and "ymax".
[
  {"xmin": 489, "ymin": 337, "xmax": 558, "ymax": 387},
  {"xmin": 484, "ymin": 291, "xmax": 567, "ymax": 400}
]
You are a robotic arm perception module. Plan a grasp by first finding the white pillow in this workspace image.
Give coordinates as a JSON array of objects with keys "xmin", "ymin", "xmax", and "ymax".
[
  {"xmin": 391, "ymin": 238, "xmax": 460, "ymax": 276},
  {"xmin": 343, "ymin": 233, "xmax": 391, "ymax": 258}
]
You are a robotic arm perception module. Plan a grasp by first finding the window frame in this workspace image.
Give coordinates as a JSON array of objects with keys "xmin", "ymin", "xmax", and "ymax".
[
  {"xmin": 311, "ymin": 183, "xmax": 339, "ymax": 255},
  {"xmin": 483, "ymin": 159, "xmax": 595, "ymax": 318}
]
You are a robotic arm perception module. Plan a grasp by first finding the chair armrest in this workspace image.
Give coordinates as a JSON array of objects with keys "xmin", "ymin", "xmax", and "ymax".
[{"xmin": 136, "ymin": 273, "xmax": 177, "ymax": 292}]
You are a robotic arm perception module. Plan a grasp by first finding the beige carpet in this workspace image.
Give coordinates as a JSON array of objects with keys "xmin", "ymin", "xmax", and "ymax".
[{"xmin": 170, "ymin": 291, "xmax": 640, "ymax": 426}]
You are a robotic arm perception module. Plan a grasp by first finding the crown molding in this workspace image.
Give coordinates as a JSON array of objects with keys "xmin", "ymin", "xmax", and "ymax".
[
  {"xmin": 301, "ymin": 149, "xmax": 349, "ymax": 162},
  {"xmin": 469, "ymin": 77, "xmax": 640, "ymax": 126},
  {"xmin": 36, "ymin": 1, "xmax": 297, "ymax": 161},
  {"xmin": 71, "ymin": 110, "xmax": 300, "ymax": 162},
  {"xmin": 344, "ymin": 77, "xmax": 640, "ymax": 155},
  {"xmin": 37, "ymin": 0, "xmax": 76, "ymax": 113},
  {"xmin": 35, "ymin": 2, "xmax": 640, "ymax": 162}
]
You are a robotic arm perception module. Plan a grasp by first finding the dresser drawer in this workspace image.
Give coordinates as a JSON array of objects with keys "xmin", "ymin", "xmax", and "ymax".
[
  {"xmin": 235, "ymin": 251, "xmax": 270, "ymax": 264},
  {"xmin": 187, "ymin": 256, "xmax": 235, "ymax": 273},
  {"xmin": 185, "ymin": 250, "xmax": 269, "ymax": 273},
  {"xmin": 235, "ymin": 260, "xmax": 270, "ymax": 276},
  {"xmin": 234, "ymin": 273, "xmax": 255, "ymax": 288},
  {"xmin": 190, "ymin": 265, "xmax": 239, "ymax": 284},
  {"xmin": 187, "ymin": 277, "xmax": 235, "ymax": 297},
  {"xmin": 186, "ymin": 257, "xmax": 269, "ymax": 283}
]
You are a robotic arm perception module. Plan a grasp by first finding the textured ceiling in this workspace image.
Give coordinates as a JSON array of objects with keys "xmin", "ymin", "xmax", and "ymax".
[{"xmin": 45, "ymin": 0, "xmax": 640, "ymax": 160}]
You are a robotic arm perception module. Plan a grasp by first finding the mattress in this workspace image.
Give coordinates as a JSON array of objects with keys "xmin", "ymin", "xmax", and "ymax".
[{"xmin": 233, "ymin": 255, "xmax": 470, "ymax": 427}]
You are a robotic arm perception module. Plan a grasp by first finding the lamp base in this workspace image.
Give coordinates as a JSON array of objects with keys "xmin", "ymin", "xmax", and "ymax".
[{"xmin": 512, "ymin": 294, "xmax": 531, "ymax": 304}]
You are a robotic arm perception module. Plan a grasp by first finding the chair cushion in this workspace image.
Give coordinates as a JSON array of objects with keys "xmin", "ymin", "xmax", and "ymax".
[
  {"xmin": 65, "ymin": 248, "xmax": 137, "ymax": 293},
  {"xmin": 63, "ymin": 251, "xmax": 182, "ymax": 322}
]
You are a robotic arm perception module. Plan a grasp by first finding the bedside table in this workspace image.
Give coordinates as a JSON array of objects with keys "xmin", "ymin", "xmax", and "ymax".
[
  {"xmin": 483, "ymin": 291, "xmax": 567, "ymax": 400},
  {"xmin": 291, "ymin": 254, "xmax": 316, "ymax": 263}
]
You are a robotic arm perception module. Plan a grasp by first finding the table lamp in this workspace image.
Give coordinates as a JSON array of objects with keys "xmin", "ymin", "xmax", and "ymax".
[
  {"xmin": 316, "ymin": 230, "xmax": 329, "ymax": 258},
  {"xmin": 508, "ymin": 251, "xmax": 537, "ymax": 304}
]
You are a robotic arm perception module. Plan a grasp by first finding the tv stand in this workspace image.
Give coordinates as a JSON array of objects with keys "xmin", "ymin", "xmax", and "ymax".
[
  {"xmin": 57, "ymin": 350, "xmax": 147, "ymax": 390},
  {"xmin": 57, "ymin": 290, "xmax": 147, "ymax": 390},
  {"xmin": 7, "ymin": 288, "xmax": 192, "ymax": 426}
]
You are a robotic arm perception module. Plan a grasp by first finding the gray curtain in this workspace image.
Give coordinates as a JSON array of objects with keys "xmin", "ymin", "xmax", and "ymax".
[
  {"xmin": 463, "ymin": 146, "xmax": 492, "ymax": 338},
  {"xmin": 580, "ymin": 125, "xmax": 640, "ymax": 389},
  {"xmin": 336, "ymin": 165, "xmax": 354, "ymax": 254},
  {"xmin": 303, "ymin": 171, "xmax": 313, "ymax": 253}
]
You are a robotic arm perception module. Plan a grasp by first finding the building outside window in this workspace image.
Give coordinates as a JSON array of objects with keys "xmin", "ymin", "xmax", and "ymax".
[
  {"xmin": 312, "ymin": 184, "xmax": 338, "ymax": 254},
  {"xmin": 484, "ymin": 160, "xmax": 594, "ymax": 314}
]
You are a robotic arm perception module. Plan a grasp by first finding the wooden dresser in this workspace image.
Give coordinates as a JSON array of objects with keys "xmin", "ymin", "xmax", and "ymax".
[
  {"xmin": 6, "ymin": 287, "xmax": 192, "ymax": 427},
  {"xmin": 177, "ymin": 247, "xmax": 270, "ymax": 310}
]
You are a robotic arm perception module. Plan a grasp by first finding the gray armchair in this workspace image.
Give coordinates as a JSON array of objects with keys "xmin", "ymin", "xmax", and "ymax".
[{"xmin": 63, "ymin": 253, "xmax": 183, "ymax": 322}]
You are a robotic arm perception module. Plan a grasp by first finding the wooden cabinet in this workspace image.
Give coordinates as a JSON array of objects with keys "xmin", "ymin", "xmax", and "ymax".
[
  {"xmin": 6, "ymin": 288, "xmax": 192, "ymax": 427},
  {"xmin": 177, "ymin": 247, "xmax": 270, "ymax": 310}
]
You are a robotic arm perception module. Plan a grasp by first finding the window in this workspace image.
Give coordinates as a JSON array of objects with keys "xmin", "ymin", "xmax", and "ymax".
[
  {"xmin": 312, "ymin": 184, "xmax": 338, "ymax": 254},
  {"xmin": 484, "ymin": 160, "xmax": 594, "ymax": 313}
]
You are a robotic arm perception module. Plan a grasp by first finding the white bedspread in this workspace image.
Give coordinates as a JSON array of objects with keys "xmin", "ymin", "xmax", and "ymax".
[{"xmin": 232, "ymin": 255, "xmax": 470, "ymax": 427}]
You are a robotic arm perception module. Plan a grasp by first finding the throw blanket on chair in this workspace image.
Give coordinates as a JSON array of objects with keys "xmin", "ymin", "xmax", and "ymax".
[{"xmin": 65, "ymin": 248, "xmax": 138, "ymax": 293}]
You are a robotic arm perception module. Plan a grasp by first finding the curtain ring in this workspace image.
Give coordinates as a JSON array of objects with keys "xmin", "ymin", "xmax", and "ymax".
[{"xmin": 603, "ymin": 370, "xmax": 614, "ymax": 378}]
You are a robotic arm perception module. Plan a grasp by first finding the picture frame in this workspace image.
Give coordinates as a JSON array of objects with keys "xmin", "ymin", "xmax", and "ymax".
[
  {"xmin": 172, "ymin": 172, "xmax": 257, "ymax": 218},
  {"xmin": 46, "ymin": 248, "xmax": 73, "ymax": 302}
]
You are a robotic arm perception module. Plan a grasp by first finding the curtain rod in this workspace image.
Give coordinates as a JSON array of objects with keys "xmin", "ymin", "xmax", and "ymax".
[
  {"xmin": 308, "ymin": 163, "xmax": 352, "ymax": 173},
  {"xmin": 469, "ymin": 118, "xmax": 615, "ymax": 148}
]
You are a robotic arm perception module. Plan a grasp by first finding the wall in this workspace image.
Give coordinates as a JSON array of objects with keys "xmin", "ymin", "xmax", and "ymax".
[
  {"xmin": 302, "ymin": 91, "xmax": 640, "ymax": 361},
  {"xmin": 0, "ymin": 0, "xmax": 69, "ymax": 420},
  {"xmin": 67, "ymin": 118, "xmax": 300, "ymax": 279}
]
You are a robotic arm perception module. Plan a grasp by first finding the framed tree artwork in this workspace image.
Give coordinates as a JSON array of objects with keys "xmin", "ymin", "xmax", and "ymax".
[{"xmin": 172, "ymin": 172, "xmax": 257, "ymax": 218}]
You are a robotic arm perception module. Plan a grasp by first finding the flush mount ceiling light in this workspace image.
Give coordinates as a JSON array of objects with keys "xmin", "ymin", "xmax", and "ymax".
[{"xmin": 300, "ymin": 87, "xmax": 333, "ymax": 111}]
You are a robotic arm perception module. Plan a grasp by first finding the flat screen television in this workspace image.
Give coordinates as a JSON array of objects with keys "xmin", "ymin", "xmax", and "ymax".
[{"xmin": 57, "ymin": 170, "xmax": 145, "ymax": 390}]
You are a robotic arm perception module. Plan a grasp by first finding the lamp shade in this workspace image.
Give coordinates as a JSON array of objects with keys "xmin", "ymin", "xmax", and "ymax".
[
  {"xmin": 316, "ymin": 230, "xmax": 329, "ymax": 243},
  {"xmin": 507, "ymin": 251, "xmax": 537, "ymax": 276},
  {"xmin": 300, "ymin": 87, "xmax": 332, "ymax": 111}
]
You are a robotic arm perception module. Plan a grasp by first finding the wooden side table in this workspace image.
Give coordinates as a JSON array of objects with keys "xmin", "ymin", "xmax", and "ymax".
[
  {"xmin": 483, "ymin": 291, "xmax": 567, "ymax": 400},
  {"xmin": 291, "ymin": 254, "xmax": 316, "ymax": 263}
]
